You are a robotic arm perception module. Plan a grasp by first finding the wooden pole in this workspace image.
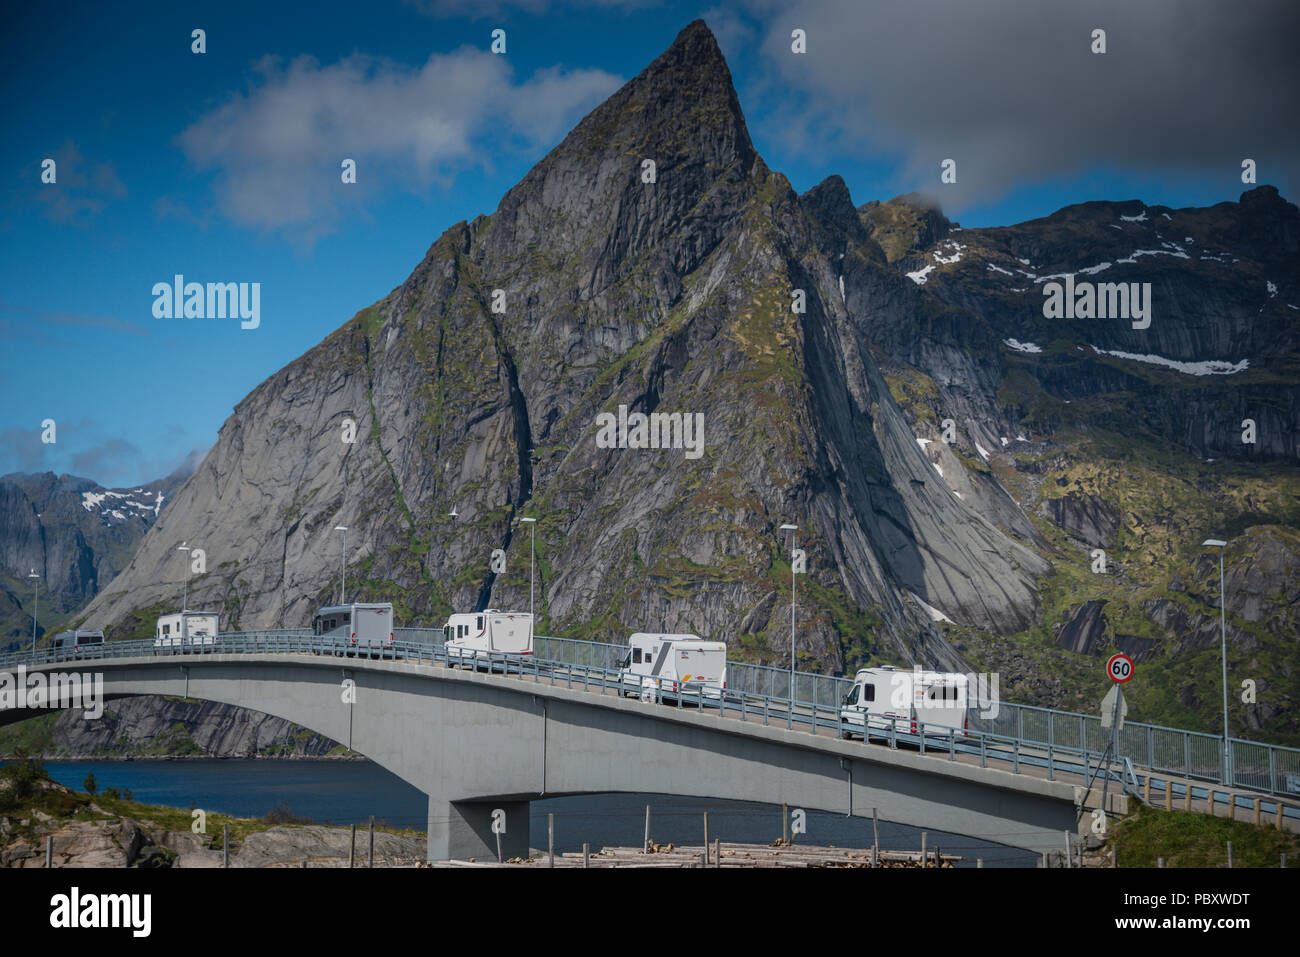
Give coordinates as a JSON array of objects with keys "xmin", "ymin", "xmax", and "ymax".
[
  {"xmin": 1064, "ymin": 831, "xmax": 1071, "ymax": 869},
  {"xmin": 582, "ymin": 843, "xmax": 590, "ymax": 869},
  {"xmin": 1226, "ymin": 841, "xmax": 1233, "ymax": 869},
  {"xmin": 1164, "ymin": 781, "xmax": 1172, "ymax": 810},
  {"xmin": 45, "ymin": 835, "xmax": 52, "ymax": 868},
  {"xmin": 368, "ymin": 816, "xmax": 374, "ymax": 868},
  {"xmin": 872, "ymin": 807, "xmax": 879, "ymax": 864},
  {"xmin": 714, "ymin": 839, "xmax": 721, "ymax": 869},
  {"xmin": 496, "ymin": 830, "xmax": 503, "ymax": 864},
  {"xmin": 1254, "ymin": 798, "xmax": 1261, "ymax": 826},
  {"xmin": 643, "ymin": 805, "xmax": 650, "ymax": 853},
  {"xmin": 549, "ymin": 813, "xmax": 555, "ymax": 867},
  {"xmin": 976, "ymin": 858, "xmax": 983, "ymax": 869},
  {"xmin": 782, "ymin": 803, "xmax": 788, "ymax": 844},
  {"xmin": 1185, "ymin": 786, "xmax": 1192, "ymax": 812},
  {"xmin": 349, "ymin": 824, "xmax": 356, "ymax": 868},
  {"xmin": 920, "ymin": 831, "xmax": 927, "ymax": 868},
  {"xmin": 703, "ymin": 812, "xmax": 709, "ymax": 865}
]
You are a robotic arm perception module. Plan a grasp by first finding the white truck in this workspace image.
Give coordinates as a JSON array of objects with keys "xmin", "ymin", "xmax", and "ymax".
[
  {"xmin": 52, "ymin": 629, "xmax": 105, "ymax": 657},
  {"xmin": 444, "ymin": 610, "xmax": 533, "ymax": 667},
  {"xmin": 619, "ymin": 633, "xmax": 727, "ymax": 703},
  {"xmin": 154, "ymin": 612, "xmax": 219, "ymax": 653},
  {"xmin": 312, "ymin": 603, "xmax": 394, "ymax": 654},
  {"xmin": 839, "ymin": 666, "xmax": 969, "ymax": 741}
]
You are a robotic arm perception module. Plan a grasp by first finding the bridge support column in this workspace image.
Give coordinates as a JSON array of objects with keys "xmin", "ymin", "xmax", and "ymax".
[{"xmin": 427, "ymin": 796, "xmax": 531, "ymax": 863}]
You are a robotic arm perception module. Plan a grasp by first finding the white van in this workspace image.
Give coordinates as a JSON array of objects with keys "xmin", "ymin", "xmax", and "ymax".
[
  {"xmin": 839, "ymin": 666, "xmax": 968, "ymax": 741},
  {"xmin": 52, "ymin": 630, "xmax": 105, "ymax": 657},
  {"xmin": 619, "ymin": 633, "xmax": 727, "ymax": 702},
  {"xmin": 312, "ymin": 603, "xmax": 394, "ymax": 653},
  {"xmin": 445, "ymin": 610, "xmax": 533, "ymax": 666},
  {"xmin": 154, "ymin": 612, "xmax": 219, "ymax": 653}
]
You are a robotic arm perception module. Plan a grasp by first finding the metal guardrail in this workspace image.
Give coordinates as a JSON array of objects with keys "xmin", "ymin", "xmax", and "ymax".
[
  {"xmin": 522, "ymin": 633, "xmax": 1300, "ymax": 798},
  {"xmin": 5, "ymin": 628, "xmax": 1299, "ymax": 799}
]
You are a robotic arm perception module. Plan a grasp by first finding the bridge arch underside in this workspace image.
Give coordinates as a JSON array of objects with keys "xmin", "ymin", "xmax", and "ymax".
[{"xmin": 5, "ymin": 656, "xmax": 1081, "ymax": 862}]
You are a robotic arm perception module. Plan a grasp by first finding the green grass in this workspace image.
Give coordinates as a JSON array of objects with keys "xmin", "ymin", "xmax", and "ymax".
[{"xmin": 1109, "ymin": 803, "xmax": 1300, "ymax": 868}]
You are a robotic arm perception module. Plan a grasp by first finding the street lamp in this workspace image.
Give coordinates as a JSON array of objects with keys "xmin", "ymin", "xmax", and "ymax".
[
  {"xmin": 780, "ymin": 524, "xmax": 798, "ymax": 707},
  {"xmin": 177, "ymin": 544, "xmax": 191, "ymax": 612},
  {"xmin": 519, "ymin": 517, "xmax": 537, "ymax": 619},
  {"xmin": 27, "ymin": 569, "xmax": 39, "ymax": 652},
  {"xmin": 1203, "ymin": 538, "xmax": 1231, "ymax": 784},
  {"xmin": 334, "ymin": 526, "xmax": 348, "ymax": 605}
]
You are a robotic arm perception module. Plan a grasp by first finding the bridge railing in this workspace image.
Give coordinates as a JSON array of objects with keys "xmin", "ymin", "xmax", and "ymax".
[
  {"xmin": 5, "ymin": 629, "xmax": 1299, "ymax": 797},
  {"xmin": 526, "ymin": 634, "xmax": 1300, "ymax": 797}
]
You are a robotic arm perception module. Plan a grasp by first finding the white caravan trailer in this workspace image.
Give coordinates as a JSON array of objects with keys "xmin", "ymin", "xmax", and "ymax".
[
  {"xmin": 154, "ymin": 612, "xmax": 219, "ymax": 653},
  {"xmin": 619, "ymin": 633, "xmax": 727, "ymax": 702},
  {"xmin": 444, "ymin": 610, "xmax": 533, "ymax": 666},
  {"xmin": 839, "ymin": 666, "xmax": 969, "ymax": 741},
  {"xmin": 52, "ymin": 629, "xmax": 105, "ymax": 657},
  {"xmin": 312, "ymin": 603, "xmax": 394, "ymax": 653}
]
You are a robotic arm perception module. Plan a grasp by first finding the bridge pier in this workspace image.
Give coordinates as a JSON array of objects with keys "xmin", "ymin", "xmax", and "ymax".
[{"xmin": 427, "ymin": 796, "xmax": 531, "ymax": 863}]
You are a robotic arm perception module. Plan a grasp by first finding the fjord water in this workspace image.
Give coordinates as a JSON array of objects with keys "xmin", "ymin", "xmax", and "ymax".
[{"xmin": 41, "ymin": 759, "xmax": 1036, "ymax": 866}]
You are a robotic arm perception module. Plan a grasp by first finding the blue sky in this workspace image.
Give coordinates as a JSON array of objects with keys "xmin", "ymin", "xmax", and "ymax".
[{"xmin": 2, "ymin": 0, "xmax": 1295, "ymax": 487}]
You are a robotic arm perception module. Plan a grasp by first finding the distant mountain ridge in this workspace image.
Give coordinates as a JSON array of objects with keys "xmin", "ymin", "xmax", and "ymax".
[{"xmin": 0, "ymin": 466, "xmax": 192, "ymax": 645}]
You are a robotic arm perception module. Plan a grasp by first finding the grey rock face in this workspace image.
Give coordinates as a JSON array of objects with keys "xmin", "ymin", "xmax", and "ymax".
[{"xmin": 14, "ymin": 696, "xmax": 342, "ymax": 759}]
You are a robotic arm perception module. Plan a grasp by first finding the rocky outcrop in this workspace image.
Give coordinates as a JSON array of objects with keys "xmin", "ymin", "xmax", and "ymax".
[{"xmin": 1055, "ymin": 600, "xmax": 1108, "ymax": 655}]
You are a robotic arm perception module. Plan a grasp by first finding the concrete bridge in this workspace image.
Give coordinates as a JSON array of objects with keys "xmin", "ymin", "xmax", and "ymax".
[{"xmin": 0, "ymin": 651, "xmax": 1117, "ymax": 860}]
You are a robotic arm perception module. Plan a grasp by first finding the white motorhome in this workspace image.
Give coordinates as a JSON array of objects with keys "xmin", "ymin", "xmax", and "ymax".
[
  {"xmin": 619, "ymin": 633, "xmax": 727, "ymax": 702},
  {"xmin": 839, "ymin": 666, "xmax": 969, "ymax": 741},
  {"xmin": 154, "ymin": 612, "xmax": 219, "ymax": 653},
  {"xmin": 52, "ymin": 629, "xmax": 105, "ymax": 656},
  {"xmin": 312, "ymin": 603, "xmax": 394, "ymax": 653},
  {"xmin": 444, "ymin": 610, "xmax": 533, "ymax": 666}
]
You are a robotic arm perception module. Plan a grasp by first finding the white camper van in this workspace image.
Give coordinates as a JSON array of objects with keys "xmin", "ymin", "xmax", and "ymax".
[
  {"xmin": 154, "ymin": 612, "xmax": 219, "ymax": 653},
  {"xmin": 839, "ymin": 666, "xmax": 969, "ymax": 741},
  {"xmin": 619, "ymin": 633, "xmax": 727, "ymax": 703},
  {"xmin": 444, "ymin": 610, "xmax": 533, "ymax": 667},
  {"xmin": 312, "ymin": 603, "xmax": 394, "ymax": 653},
  {"xmin": 52, "ymin": 629, "xmax": 105, "ymax": 657}
]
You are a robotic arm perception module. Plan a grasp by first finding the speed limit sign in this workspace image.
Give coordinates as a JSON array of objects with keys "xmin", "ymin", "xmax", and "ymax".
[{"xmin": 1106, "ymin": 653, "xmax": 1134, "ymax": 683}]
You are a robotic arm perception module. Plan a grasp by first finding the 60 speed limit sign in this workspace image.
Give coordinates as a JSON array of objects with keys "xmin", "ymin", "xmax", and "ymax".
[{"xmin": 1106, "ymin": 653, "xmax": 1134, "ymax": 683}]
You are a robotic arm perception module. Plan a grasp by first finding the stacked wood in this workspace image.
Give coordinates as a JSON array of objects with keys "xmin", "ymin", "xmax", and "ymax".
[{"xmin": 434, "ymin": 842, "xmax": 963, "ymax": 868}]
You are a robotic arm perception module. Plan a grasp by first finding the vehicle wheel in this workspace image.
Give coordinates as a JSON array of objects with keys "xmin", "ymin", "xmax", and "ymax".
[{"xmin": 840, "ymin": 728, "xmax": 852, "ymax": 740}]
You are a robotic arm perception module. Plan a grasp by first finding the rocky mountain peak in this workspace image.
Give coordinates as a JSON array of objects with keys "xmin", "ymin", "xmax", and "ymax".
[{"xmin": 479, "ymin": 18, "xmax": 756, "ymax": 292}]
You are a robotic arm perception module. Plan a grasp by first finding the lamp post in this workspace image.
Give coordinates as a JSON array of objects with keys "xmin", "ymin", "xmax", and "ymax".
[
  {"xmin": 177, "ymin": 544, "xmax": 191, "ymax": 612},
  {"xmin": 334, "ymin": 526, "xmax": 348, "ymax": 605},
  {"xmin": 1202, "ymin": 538, "xmax": 1231, "ymax": 785},
  {"xmin": 780, "ymin": 524, "xmax": 798, "ymax": 708},
  {"xmin": 28, "ymin": 569, "xmax": 39, "ymax": 651},
  {"xmin": 519, "ymin": 517, "xmax": 536, "ymax": 619}
]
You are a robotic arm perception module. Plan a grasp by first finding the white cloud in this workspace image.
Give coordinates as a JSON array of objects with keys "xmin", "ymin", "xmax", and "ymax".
[{"xmin": 178, "ymin": 48, "xmax": 620, "ymax": 241}]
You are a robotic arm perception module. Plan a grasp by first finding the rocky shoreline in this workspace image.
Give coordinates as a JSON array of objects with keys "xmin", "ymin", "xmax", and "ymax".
[{"xmin": 2, "ymin": 773, "xmax": 423, "ymax": 868}]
